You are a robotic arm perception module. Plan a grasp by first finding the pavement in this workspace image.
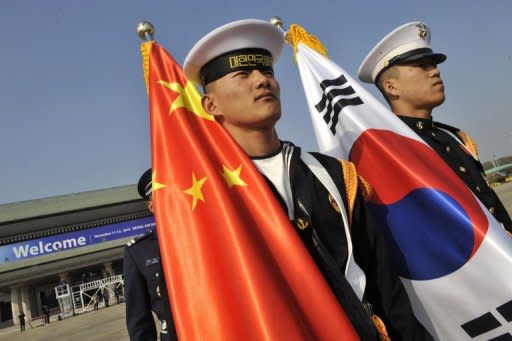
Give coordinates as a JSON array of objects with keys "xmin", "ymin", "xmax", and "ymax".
[{"xmin": 0, "ymin": 303, "xmax": 130, "ymax": 341}]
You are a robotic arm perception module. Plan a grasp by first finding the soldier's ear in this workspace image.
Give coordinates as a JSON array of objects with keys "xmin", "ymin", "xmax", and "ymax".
[
  {"xmin": 201, "ymin": 94, "xmax": 216, "ymax": 115},
  {"xmin": 382, "ymin": 78, "xmax": 399, "ymax": 98}
]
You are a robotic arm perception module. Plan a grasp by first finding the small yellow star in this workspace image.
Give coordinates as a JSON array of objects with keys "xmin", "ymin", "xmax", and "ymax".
[
  {"xmin": 222, "ymin": 165, "xmax": 247, "ymax": 188},
  {"xmin": 157, "ymin": 80, "xmax": 214, "ymax": 121},
  {"xmin": 184, "ymin": 173, "xmax": 207, "ymax": 210},
  {"xmin": 151, "ymin": 169, "xmax": 167, "ymax": 193}
]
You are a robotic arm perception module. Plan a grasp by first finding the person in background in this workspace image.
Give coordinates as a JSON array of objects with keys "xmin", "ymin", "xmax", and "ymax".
[
  {"xmin": 18, "ymin": 311, "xmax": 25, "ymax": 332},
  {"xmin": 123, "ymin": 168, "xmax": 177, "ymax": 341}
]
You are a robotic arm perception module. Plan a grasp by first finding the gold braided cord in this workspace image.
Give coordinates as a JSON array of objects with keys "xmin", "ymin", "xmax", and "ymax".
[
  {"xmin": 285, "ymin": 24, "xmax": 328, "ymax": 58},
  {"xmin": 457, "ymin": 130, "xmax": 479, "ymax": 160},
  {"xmin": 340, "ymin": 160, "xmax": 358, "ymax": 225},
  {"xmin": 371, "ymin": 314, "xmax": 392, "ymax": 341},
  {"xmin": 140, "ymin": 41, "xmax": 153, "ymax": 95},
  {"xmin": 357, "ymin": 174, "xmax": 373, "ymax": 203}
]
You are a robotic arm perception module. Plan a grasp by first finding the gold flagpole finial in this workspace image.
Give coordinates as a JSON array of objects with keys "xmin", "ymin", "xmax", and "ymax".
[
  {"xmin": 270, "ymin": 16, "xmax": 285, "ymax": 31},
  {"xmin": 137, "ymin": 20, "xmax": 155, "ymax": 94},
  {"xmin": 137, "ymin": 21, "xmax": 155, "ymax": 41}
]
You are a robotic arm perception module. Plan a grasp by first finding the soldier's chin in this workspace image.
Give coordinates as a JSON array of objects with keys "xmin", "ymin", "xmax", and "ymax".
[{"xmin": 433, "ymin": 95, "xmax": 445, "ymax": 107}]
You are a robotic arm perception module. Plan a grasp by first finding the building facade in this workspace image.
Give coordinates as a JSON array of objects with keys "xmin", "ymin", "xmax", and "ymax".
[{"xmin": 0, "ymin": 185, "xmax": 154, "ymax": 327}]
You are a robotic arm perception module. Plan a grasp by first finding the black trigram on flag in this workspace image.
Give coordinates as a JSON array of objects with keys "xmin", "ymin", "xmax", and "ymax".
[
  {"xmin": 461, "ymin": 299, "xmax": 512, "ymax": 340},
  {"xmin": 315, "ymin": 74, "xmax": 363, "ymax": 135}
]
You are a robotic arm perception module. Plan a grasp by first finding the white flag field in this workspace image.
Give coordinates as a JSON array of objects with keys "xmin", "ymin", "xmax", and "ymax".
[{"xmin": 294, "ymin": 42, "xmax": 512, "ymax": 340}]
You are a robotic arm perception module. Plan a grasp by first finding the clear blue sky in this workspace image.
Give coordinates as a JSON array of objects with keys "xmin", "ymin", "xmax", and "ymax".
[{"xmin": 1, "ymin": 0, "xmax": 511, "ymax": 204}]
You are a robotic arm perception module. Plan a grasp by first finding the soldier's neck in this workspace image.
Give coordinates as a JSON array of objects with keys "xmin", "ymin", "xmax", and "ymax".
[
  {"xmin": 228, "ymin": 127, "xmax": 281, "ymax": 157},
  {"xmin": 391, "ymin": 102, "xmax": 432, "ymax": 120}
]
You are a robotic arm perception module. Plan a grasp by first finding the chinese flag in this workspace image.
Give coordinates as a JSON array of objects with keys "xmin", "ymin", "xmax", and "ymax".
[{"xmin": 141, "ymin": 41, "xmax": 359, "ymax": 340}]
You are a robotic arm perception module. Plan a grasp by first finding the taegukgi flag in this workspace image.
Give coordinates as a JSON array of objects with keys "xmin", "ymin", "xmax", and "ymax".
[{"xmin": 287, "ymin": 24, "xmax": 512, "ymax": 340}]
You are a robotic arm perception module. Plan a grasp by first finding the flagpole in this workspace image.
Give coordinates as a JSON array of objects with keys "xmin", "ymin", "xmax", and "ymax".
[
  {"xmin": 137, "ymin": 21, "xmax": 155, "ymax": 42},
  {"xmin": 269, "ymin": 16, "xmax": 286, "ymax": 34}
]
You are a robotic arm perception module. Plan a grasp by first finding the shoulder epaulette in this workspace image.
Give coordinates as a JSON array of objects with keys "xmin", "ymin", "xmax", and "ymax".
[
  {"xmin": 126, "ymin": 230, "xmax": 154, "ymax": 247},
  {"xmin": 307, "ymin": 152, "xmax": 359, "ymax": 226},
  {"xmin": 434, "ymin": 121, "xmax": 479, "ymax": 159},
  {"xmin": 455, "ymin": 130, "xmax": 479, "ymax": 159}
]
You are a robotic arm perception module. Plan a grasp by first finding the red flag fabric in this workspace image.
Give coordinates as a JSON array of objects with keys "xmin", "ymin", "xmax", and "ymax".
[{"xmin": 142, "ymin": 41, "xmax": 359, "ymax": 340}]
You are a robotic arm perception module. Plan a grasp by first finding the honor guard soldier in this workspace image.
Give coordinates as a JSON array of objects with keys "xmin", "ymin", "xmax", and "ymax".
[
  {"xmin": 183, "ymin": 19, "xmax": 433, "ymax": 340},
  {"xmin": 359, "ymin": 22, "xmax": 512, "ymax": 232},
  {"xmin": 124, "ymin": 168, "xmax": 177, "ymax": 341}
]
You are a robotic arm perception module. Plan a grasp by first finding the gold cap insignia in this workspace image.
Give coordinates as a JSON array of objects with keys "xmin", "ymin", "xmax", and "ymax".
[{"xmin": 416, "ymin": 23, "xmax": 430, "ymax": 40}]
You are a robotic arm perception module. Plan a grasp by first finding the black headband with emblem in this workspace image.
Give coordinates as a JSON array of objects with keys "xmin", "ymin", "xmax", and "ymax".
[{"xmin": 199, "ymin": 48, "xmax": 273, "ymax": 86}]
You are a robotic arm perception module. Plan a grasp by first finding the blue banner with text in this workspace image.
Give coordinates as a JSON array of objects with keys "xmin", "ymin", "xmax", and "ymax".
[{"xmin": 0, "ymin": 216, "xmax": 155, "ymax": 265}]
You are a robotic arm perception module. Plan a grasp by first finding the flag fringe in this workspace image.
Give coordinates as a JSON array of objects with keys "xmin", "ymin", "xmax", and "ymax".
[
  {"xmin": 285, "ymin": 24, "xmax": 328, "ymax": 59},
  {"xmin": 140, "ymin": 41, "xmax": 153, "ymax": 95}
]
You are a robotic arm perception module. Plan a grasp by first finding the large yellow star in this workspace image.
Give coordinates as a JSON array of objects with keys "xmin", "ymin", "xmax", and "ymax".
[
  {"xmin": 184, "ymin": 173, "xmax": 207, "ymax": 210},
  {"xmin": 151, "ymin": 169, "xmax": 167, "ymax": 193},
  {"xmin": 222, "ymin": 165, "xmax": 247, "ymax": 188},
  {"xmin": 158, "ymin": 80, "xmax": 214, "ymax": 121}
]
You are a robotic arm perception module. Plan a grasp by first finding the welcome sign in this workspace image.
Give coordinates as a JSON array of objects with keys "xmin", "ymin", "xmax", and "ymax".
[{"xmin": 0, "ymin": 216, "xmax": 155, "ymax": 265}]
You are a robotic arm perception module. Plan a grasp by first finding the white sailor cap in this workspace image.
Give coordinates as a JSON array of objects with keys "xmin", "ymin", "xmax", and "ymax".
[
  {"xmin": 183, "ymin": 19, "xmax": 284, "ymax": 86},
  {"xmin": 358, "ymin": 22, "xmax": 446, "ymax": 84}
]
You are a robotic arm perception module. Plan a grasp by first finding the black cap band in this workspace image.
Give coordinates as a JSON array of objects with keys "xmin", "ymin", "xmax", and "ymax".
[{"xmin": 200, "ymin": 48, "xmax": 273, "ymax": 86}]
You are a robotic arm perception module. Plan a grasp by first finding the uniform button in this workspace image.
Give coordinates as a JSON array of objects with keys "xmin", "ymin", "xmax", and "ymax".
[
  {"xmin": 431, "ymin": 132, "xmax": 437, "ymax": 137},
  {"xmin": 458, "ymin": 166, "xmax": 467, "ymax": 173},
  {"xmin": 155, "ymin": 273, "xmax": 159, "ymax": 277},
  {"xmin": 489, "ymin": 207, "xmax": 495, "ymax": 214},
  {"xmin": 445, "ymin": 146, "xmax": 451, "ymax": 152},
  {"xmin": 416, "ymin": 121, "xmax": 424, "ymax": 130},
  {"xmin": 475, "ymin": 186, "xmax": 481, "ymax": 192}
]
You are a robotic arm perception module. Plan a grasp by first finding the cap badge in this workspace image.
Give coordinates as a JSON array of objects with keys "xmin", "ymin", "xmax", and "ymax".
[
  {"xmin": 416, "ymin": 121, "xmax": 424, "ymax": 130},
  {"xmin": 416, "ymin": 23, "xmax": 429, "ymax": 40}
]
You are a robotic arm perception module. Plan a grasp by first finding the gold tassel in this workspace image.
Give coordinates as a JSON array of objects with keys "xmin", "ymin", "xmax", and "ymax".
[
  {"xmin": 285, "ymin": 24, "xmax": 328, "ymax": 59},
  {"xmin": 357, "ymin": 174, "xmax": 374, "ymax": 202},
  {"xmin": 140, "ymin": 41, "xmax": 153, "ymax": 95},
  {"xmin": 371, "ymin": 314, "xmax": 392, "ymax": 341}
]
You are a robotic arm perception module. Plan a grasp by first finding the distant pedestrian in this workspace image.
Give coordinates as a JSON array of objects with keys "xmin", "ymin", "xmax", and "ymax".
[
  {"xmin": 93, "ymin": 295, "xmax": 99, "ymax": 311},
  {"xmin": 114, "ymin": 286, "xmax": 121, "ymax": 304},
  {"xmin": 42, "ymin": 305, "xmax": 50, "ymax": 324},
  {"xmin": 18, "ymin": 311, "xmax": 25, "ymax": 332},
  {"xmin": 102, "ymin": 290, "xmax": 109, "ymax": 307}
]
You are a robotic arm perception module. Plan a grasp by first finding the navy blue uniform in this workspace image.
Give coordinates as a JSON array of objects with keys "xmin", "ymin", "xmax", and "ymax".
[
  {"xmin": 255, "ymin": 142, "xmax": 433, "ymax": 341},
  {"xmin": 124, "ymin": 230, "xmax": 177, "ymax": 341},
  {"xmin": 399, "ymin": 116, "xmax": 512, "ymax": 232}
]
